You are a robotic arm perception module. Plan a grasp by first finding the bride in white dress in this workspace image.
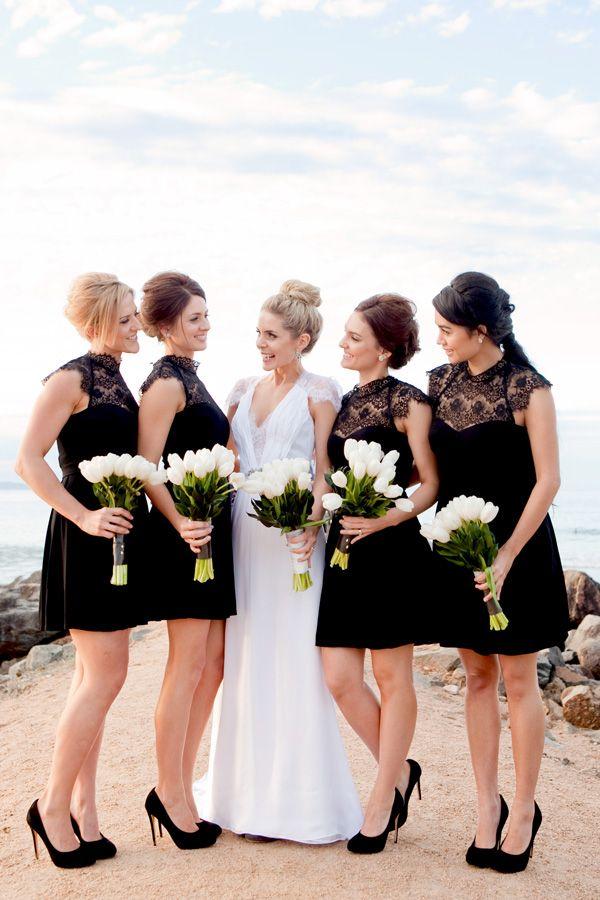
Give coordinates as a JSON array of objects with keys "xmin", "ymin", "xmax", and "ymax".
[{"xmin": 195, "ymin": 280, "xmax": 362, "ymax": 843}]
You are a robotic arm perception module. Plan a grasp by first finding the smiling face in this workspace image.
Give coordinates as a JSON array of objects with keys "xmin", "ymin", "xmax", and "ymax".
[
  {"xmin": 339, "ymin": 311, "xmax": 387, "ymax": 372},
  {"xmin": 163, "ymin": 294, "xmax": 210, "ymax": 355},
  {"xmin": 256, "ymin": 310, "xmax": 308, "ymax": 370},
  {"xmin": 435, "ymin": 312, "xmax": 484, "ymax": 363},
  {"xmin": 103, "ymin": 291, "xmax": 141, "ymax": 355}
]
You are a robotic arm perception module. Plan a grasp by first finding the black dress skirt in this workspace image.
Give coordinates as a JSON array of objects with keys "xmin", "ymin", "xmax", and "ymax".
[
  {"xmin": 316, "ymin": 376, "xmax": 433, "ymax": 650},
  {"xmin": 40, "ymin": 353, "xmax": 149, "ymax": 632},
  {"xmin": 141, "ymin": 355, "xmax": 236, "ymax": 621},
  {"xmin": 428, "ymin": 359, "xmax": 570, "ymax": 656}
]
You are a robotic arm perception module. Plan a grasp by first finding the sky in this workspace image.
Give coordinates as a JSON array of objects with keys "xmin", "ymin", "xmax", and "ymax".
[{"xmin": 1, "ymin": 0, "xmax": 599, "ymax": 461}]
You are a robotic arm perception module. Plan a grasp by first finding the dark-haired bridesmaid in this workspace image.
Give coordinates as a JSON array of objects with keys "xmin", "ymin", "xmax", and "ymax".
[
  {"xmin": 138, "ymin": 272, "xmax": 235, "ymax": 850},
  {"xmin": 428, "ymin": 272, "xmax": 569, "ymax": 873},
  {"xmin": 16, "ymin": 273, "xmax": 147, "ymax": 867},
  {"xmin": 316, "ymin": 294, "xmax": 439, "ymax": 854}
]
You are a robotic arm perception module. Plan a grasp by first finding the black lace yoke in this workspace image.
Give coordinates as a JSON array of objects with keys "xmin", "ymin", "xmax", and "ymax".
[
  {"xmin": 332, "ymin": 376, "xmax": 429, "ymax": 439},
  {"xmin": 140, "ymin": 355, "xmax": 213, "ymax": 407},
  {"xmin": 43, "ymin": 352, "xmax": 137, "ymax": 413},
  {"xmin": 428, "ymin": 360, "xmax": 551, "ymax": 432}
]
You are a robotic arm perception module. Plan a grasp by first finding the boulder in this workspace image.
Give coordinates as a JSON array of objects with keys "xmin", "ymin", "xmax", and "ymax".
[
  {"xmin": 537, "ymin": 655, "xmax": 554, "ymax": 688},
  {"xmin": 578, "ymin": 639, "xmax": 600, "ymax": 680},
  {"xmin": 564, "ymin": 571, "xmax": 600, "ymax": 626},
  {"xmin": 561, "ymin": 684, "xmax": 600, "ymax": 729},
  {"xmin": 544, "ymin": 677, "xmax": 566, "ymax": 705},
  {"xmin": 27, "ymin": 644, "xmax": 63, "ymax": 670},
  {"xmin": 554, "ymin": 665, "xmax": 590, "ymax": 686},
  {"xmin": 0, "ymin": 571, "xmax": 63, "ymax": 660},
  {"xmin": 567, "ymin": 615, "xmax": 600, "ymax": 654},
  {"xmin": 547, "ymin": 646, "xmax": 564, "ymax": 667},
  {"xmin": 414, "ymin": 646, "xmax": 461, "ymax": 675}
]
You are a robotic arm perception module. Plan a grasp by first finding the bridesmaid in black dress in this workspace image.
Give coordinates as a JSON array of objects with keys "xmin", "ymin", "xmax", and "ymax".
[
  {"xmin": 316, "ymin": 294, "xmax": 439, "ymax": 854},
  {"xmin": 428, "ymin": 272, "xmax": 569, "ymax": 873},
  {"xmin": 16, "ymin": 273, "xmax": 146, "ymax": 867},
  {"xmin": 138, "ymin": 271, "xmax": 235, "ymax": 850}
]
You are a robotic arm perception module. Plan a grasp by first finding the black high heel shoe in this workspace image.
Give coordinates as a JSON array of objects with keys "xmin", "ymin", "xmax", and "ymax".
[
  {"xmin": 490, "ymin": 802, "xmax": 542, "ymax": 873},
  {"xmin": 396, "ymin": 759, "xmax": 422, "ymax": 831},
  {"xmin": 26, "ymin": 800, "xmax": 95, "ymax": 869},
  {"xmin": 465, "ymin": 795, "xmax": 509, "ymax": 868},
  {"xmin": 347, "ymin": 790, "xmax": 404, "ymax": 855},
  {"xmin": 196, "ymin": 820, "xmax": 223, "ymax": 840},
  {"xmin": 70, "ymin": 814, "xmax": 117, "ymax": 860},
  {"xmin": 145, "ymin": 789, "xmax": 218, "ymax": 850}
]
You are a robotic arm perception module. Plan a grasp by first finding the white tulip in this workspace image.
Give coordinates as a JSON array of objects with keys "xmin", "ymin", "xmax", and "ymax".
[
  {"xmin": 480, "ymin": 501, "xmax": 499, "ymax": 524},
  {"xmin": 431, "ymin": 523, "xmax": 451, "ymax": 543},
  {"xmin": 229, "ymin": 472, "xmax": 246, "ymax": 489},
  {"xmin": 167, "ymin": 466, "xmax": 184, "ymax": 486},
  {"xmin": 384, "ymin": 484, "xmax": 403, "ymax": 499},
  {"xmin": 343, "ymin": 439, "xmax": 358, "ymax": 461},
  {"xmin": 241, "ymin": 477, "xmax": 263, "ymax": 494},
  {"xmin": 352, "ymin": 460, "xmax": 367, "ymax": 479},
  {"xmin": 373, "ymin": 477, "xmax": 389, "ymax": 494},
  {"xmin": 183, "ymin": 450, "xmax": 197, "ymax": 471},
  {"xmin": 381, "ymin": 449, "xmax": 400, "ymax": 468},
  {"xmin": 322, "ymin": 492, "xmax": 343, "ymax": 512},
  {"xmin": 420, "ymin": 523, "xmax": 436, "ymax": 541},
  {"xmin": 331, "ymin": 470, "xmax": 347, "ymax": 489},
  {"xmin": 79, "ymin": 460, "xmax": 102, "ymax": 483},
  {"xmin": 210, "ymin": 444, "xmax": 229, "ymax": 466},
  {"xmin": 196, "ymin": 447, "xmax": 214, "ymax": 472},
  {"xmin": 297, "ymin": 471, "xmax": 312, "ymax": 491},
  {"xmin": 124, "ymin": 455, "xmax": 144, "ymax": 479},
  {"xmin": 395, "ymin": 498, "xmax": 414, "ymax": 512},
  {"xmin": 379, "ymin": 466, "xmax": 396, "ymax": 485},
  {"xmin": 148, "ymin": 468, "xmax": 168, "ymax": 485},
  {"xmin": 218, "ymin": 458, "xmax": 235, "ymax": 478},
  {"xmin": 448, "ymin": 495, "xmax": 469, "ymax": 520},
  {"xmin": 114, "ymin": 453, "xmax": 132, "ymax": 476},
  {"xmin": 167, "ymin": 453, "xmax": 183, "ymax": 469},
  {"xmin": 464, "ymin": 495, "xmax": 486, "ymax": 521},
  {"xmin": 194, "ymin": 460, "xmax": 209, "ymax": 479},
  {"xmin": 103, "ymin": 453, "xmax": 119, "ymax": 476},
  {"xmin": 264, "ymin": 479, "xmax": 285, "ymax": 500},
  {"xmin": 366, "ymin": 458, "xmax": 382, "ymax": 477},
  {"xmin": 436, "ymin": 506, "xmax": 462, "ymax": 532}
]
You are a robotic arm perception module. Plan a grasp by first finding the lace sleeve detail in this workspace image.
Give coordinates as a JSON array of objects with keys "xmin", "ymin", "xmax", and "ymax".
[
  {"xmin": 227, "ymin": 376, "xmax": 258, "ymax": 409},
  {"xmin": 305, "ymin": 374, "xmax": 343, "ymax": 411},
  {"xmin": 140, "ymin": 359, "xmax": 182, "ymax": 395},
  {"xmin": 390, "ymin": 381, "xmax": 430, "ymax": 420},
  {"xmin": 507, "ymin": 366, "xmax": 552, "ymax": 412},
  {"xmin": 427, "ymin": 364, "xmax": 452, "ymax": 404},
  {"xmin": 42, "ymin": 356, "xmax": 92, "ymax": 394}
]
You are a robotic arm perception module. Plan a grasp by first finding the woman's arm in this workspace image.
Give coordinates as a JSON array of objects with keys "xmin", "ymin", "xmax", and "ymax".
[
  {"xmin": 476, "ymin": 387, "xmax": 560, "ymax": 600},
  {"xmin": 138, "ymin": 378, "xmax": 211, "ymax": 552},
  {"xmin": 15, "ymin": 371, "xmax": 132, "ymax": 537}
]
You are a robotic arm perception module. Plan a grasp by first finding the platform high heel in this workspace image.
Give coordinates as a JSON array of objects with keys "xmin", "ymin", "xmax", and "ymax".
[{"xmin": 26, "ymin": 800, "xmax": 95, "ymax": 869}]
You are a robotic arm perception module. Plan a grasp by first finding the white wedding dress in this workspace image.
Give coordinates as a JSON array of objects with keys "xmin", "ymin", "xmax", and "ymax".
[{"xmin": 194, "ymin": 371, "xmax": 363, "ymax": 843}]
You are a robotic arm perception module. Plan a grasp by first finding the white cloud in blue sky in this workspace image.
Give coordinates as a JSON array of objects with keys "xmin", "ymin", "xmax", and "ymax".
[{"xmin": 0, "ymin": 0, "xmax": 599, "ymax": 423}]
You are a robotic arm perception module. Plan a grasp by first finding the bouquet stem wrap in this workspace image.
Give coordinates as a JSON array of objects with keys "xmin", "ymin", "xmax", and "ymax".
[
  {"xmin": 484, "ymin": 565, "xmax": 509, "ymax": 631},
  {"xmin": 284, "ymin": 529, "xmax": 313, "ymax": 592},
  {"xmin": 194, "ymin": 521, "xmax": 214, "ymax": 583},
  {"xmin": 330, "ymin": 533, "xmax": 352, "ymax": 570},
  {"xmin": 111, "ymin": 533, "xmax": 127, "ymax": 586}
]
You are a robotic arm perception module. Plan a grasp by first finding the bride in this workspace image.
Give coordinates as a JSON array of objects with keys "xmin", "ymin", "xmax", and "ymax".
[{"xmin": 195, "ymin": 280, "xmax": 362, "ymax": 843}]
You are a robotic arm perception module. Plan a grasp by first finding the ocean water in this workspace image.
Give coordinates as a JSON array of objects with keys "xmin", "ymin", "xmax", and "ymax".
[{"xmin": 0, "ymin": 415, "xmax": 599, "ymax": 586}]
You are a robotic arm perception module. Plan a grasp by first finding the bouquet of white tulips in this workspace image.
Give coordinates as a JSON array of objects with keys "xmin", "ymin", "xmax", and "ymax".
[
  {"xmin": 235, "ymin": 458, "xmax": 321, "ymax": 592},
  {"xmin": 420, "ymin": 495, "xmax": 509, "ymax": 631},
  {"xmin": 166, "ymin": 445, "xmax": 236, "ymax": 583},
  {"xmin": 79, "ymin": 453, "xmax": 166, "ymax": 586},
  {"xmin": 321, "ymin": 439, "xmax": 414, "ymax": 571}
]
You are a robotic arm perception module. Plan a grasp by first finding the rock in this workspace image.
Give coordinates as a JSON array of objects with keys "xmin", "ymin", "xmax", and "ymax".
[
  {"xmin": 26, "ymin": 644, "xmax": 63, "ymax": 670},
  {"xmin": 544, "ymin": 698, "xmax": 563, "ymax": 720},
  {"xmin": 61, "ymin": 642, "xmax": 76, "ymax": 661},
  {"xmin": 568, "ymin": 614, "xmax": 600, "ymax": 654},
  {"xmin": 544, "ymin": 677, "xmax": 567, "ymax": 704},
  {"xmin": 554, "ymin": 665, "xmax": 590, "ymax": 686},
  {"xmin": 579, "ymin": 639, "xmax": 600, "ymax": 680},
  {"xmin": 414, "ymin": 646, "xmax": 461, "ymax": 675},
  {"xmin": 562, "ymin": 649, "xmax": 577, "ymax": 665},
  {"xmin": 0, "ymin": 570, "xmax": 63, "ymax": 660},
  {"xmin": 564, "ymin": 571, "xmax": 600, "ymax": 625},
  {"xmin": 561, "ymin": 684, "xmax": 600, "ymax": 729},
  {"xmin": 547, "ymin": 646, "xmax": 565, "ymax": 667},
  {"xmin": 8, "ymin": 659, "xmax": 27, "ymax": 679},
  {"xmin": 537, "ymin": 655, "xmax": 554, "ymax": 688},
  {"xmin": 443, "ymin": 684, "xmax": 460, "ymax": 695},
  {"xmin": 131, "ymin": 627, "xmax": 151, "ymax": 642}
]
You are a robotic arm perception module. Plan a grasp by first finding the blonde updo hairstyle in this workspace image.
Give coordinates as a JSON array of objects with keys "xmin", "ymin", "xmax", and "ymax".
[
  {"xmin": 261, "ymin": 279, "xmax": 323, "ymax": 354},
  {"xmin": 65, "ymin": 272, "xmax": 133, "ymax": 346}
]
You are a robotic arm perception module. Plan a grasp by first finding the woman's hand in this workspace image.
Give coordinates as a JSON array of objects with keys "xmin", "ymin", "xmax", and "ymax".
[
  {"xmin": 340, "ymin": 509, "xmax": 400, "ymax": 545},
  {"xmin": 474, "ymin": 543, "xmax": 517, "ymax": 601},
  {"xmin": 287, "ymin": 525, "xmax": 319, "ymax": 564},
  {"xmin": 79, "ymin": 507, "xmax": 133, "ymax": 538},
  {"xmin": 178, "ymin": 518, "xmax": 213, "ymax": 553}
]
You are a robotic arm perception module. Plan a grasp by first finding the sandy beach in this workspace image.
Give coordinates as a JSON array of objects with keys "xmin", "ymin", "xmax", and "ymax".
[{"xmin": 1, "ymin": 623, "xmax": 598, "ymax": 900}]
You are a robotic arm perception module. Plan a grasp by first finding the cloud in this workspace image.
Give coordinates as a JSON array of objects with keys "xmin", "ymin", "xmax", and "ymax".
[
  {"xmin": 555, "ymin": 30, "xmax": 592, "ymax": 45},
  {"xmin": 405, "ymin": 2, "xmax": 447, "ymax": 24},
  {"xmin": 321, "ymin": 0, "xmax": 387, "ymax": 17},
  {"xmin": 214, "ymin": 0, "xmax": 388, "ymax": 16},
  {"xmin": 83, "ymin": 7, "xmax": 186, "ymax": 55},
  {"xmin": 437, "ymin": 11, "xmax": 470, "ymax": 35},
  {"xmin": 6, "ymin": 0, "xmax": 84, "ymax": 58},
  {"xmin": 492, "ymin": 0, "xmax": 553, "ymax": 10}
]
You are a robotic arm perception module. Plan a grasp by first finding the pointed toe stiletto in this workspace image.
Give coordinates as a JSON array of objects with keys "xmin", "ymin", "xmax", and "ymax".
[
  {"xmin": 396, "ymin": 759, "xmax": 422, "ymax": 831},
  {"xmin": 490, "ymin": 802, "xmax": 542, "ymax": 874},
  {"xmin": 145, "ymin": 789, "xmax": 218, "ymax": 850},
  {"xmin": 465, "ymin": 794, "xmax": 509, "ymax": 868},
  {"xmin": 70, "ymin": 815, "xmax": 117, "ymax": 860},
  {"xmin": 26, "ymin": 800, "xmax": 96, "ymax": 869},
  {"xmin": 347, "ymin": 790, "xmax": 404, "ymax": 855}
]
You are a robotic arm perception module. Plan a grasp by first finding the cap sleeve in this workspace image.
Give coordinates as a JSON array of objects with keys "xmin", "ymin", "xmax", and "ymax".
[
  {"xmin": 305, "ymin": 374, "xmax": 343, "ymax": 412},
  {"xmin": 42, "ymin": 355, "xmax": 91, "ymax": 395},
  {"xmin": 427, "ymin": 364, "xmax": 452, "ymax": 404},
  {"xmin": 227, "ymin": 376, "xmax": 258, "ymax": 409},
  {"xmin": 390, "ymin": 381, "xmax": 431, "ymax": 420},
  {"xmin": 140, "ymin": 359, "xmax": 181, "ymax": 395},
  {"xmin": 507, "ymin": 366, "xmax": 552, "ymax": 412}
]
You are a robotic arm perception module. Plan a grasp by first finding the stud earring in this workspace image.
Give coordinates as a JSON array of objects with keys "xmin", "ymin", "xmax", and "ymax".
[
  {"xmin": 478, "ymin": 336, "xmax": 484, "ymax": 344},
  {"xmin": 295, "ymin": 350, "xmax": 302, "ymax": 360},
  {"xmin": 378, "ymin": 353, "xmax": 387, "ymax": 362}
]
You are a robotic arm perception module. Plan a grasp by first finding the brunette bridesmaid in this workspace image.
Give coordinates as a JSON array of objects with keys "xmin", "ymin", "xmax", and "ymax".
[
  {"xmin": 138, "ymin": 271, "xmax": 235, "ymax": 850},
  {"xmin": 16, "ymin": 273, "xmax": 147, "ymax": 867},
  {"xmin": 316, "ymin": 294, "xmax": 439, "ymax": 854},
  {"xmin": 428, "ymin": 272, "xmax": 569, "ymax": 872}
]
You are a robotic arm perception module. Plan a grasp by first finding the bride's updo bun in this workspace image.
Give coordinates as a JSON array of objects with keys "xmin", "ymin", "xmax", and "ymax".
[{"xmin": 262, "ymin": 279, "xmax": 323, "ymax": 354}]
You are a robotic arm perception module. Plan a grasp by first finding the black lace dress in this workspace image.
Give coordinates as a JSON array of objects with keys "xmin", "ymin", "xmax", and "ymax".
[
  {"xmin": 141, "ymin": 356, "xmax": 236, "ymax": 621},
  {"xmin": 316, "ymin": 376, "xmax": 433, "ymax": 649},
  {"xmin": 40, "ymin": 353, "xmax": 149, "ymax": 632},
  {"xmin": 428, "ymin": 359, "xmax": 569, "ymax": 655}
]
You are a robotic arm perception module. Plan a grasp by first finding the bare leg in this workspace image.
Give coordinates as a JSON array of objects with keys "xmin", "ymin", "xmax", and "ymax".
[
  {"xmin": 37, "ymin": 629, "xmax": 130, "ymax": 851},
  {"xmin": 361, "ymin": 646, "xmax": 417, "ymax": 837},
  {"xmin": 321, "ymin": 647, "xmax": 381, "ymax": 759},
  {"xmin": 499, "ymin": 652, "xmax": 544, "ymax": 854},
  {"xmin": 154, "ymin": 618, "xmax": 211, "ymax": 832},
  {"xmin": 459, "ymin": 649, "xmax": 502, "ymax": 848},
  {"xmin": 182, "ymin": 620, "xmax": 225, "ymax": 820}
]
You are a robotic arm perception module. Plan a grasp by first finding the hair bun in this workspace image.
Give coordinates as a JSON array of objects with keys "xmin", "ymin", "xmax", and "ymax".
[{"xmin": 278, "ymin": 279, "xmax": 322, "ymax": 308}]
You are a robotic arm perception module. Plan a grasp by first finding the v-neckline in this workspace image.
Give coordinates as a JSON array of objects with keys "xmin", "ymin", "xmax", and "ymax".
[{"xmin": 248, "ymin": 374, "xmax": 304, "ymax": 429}]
